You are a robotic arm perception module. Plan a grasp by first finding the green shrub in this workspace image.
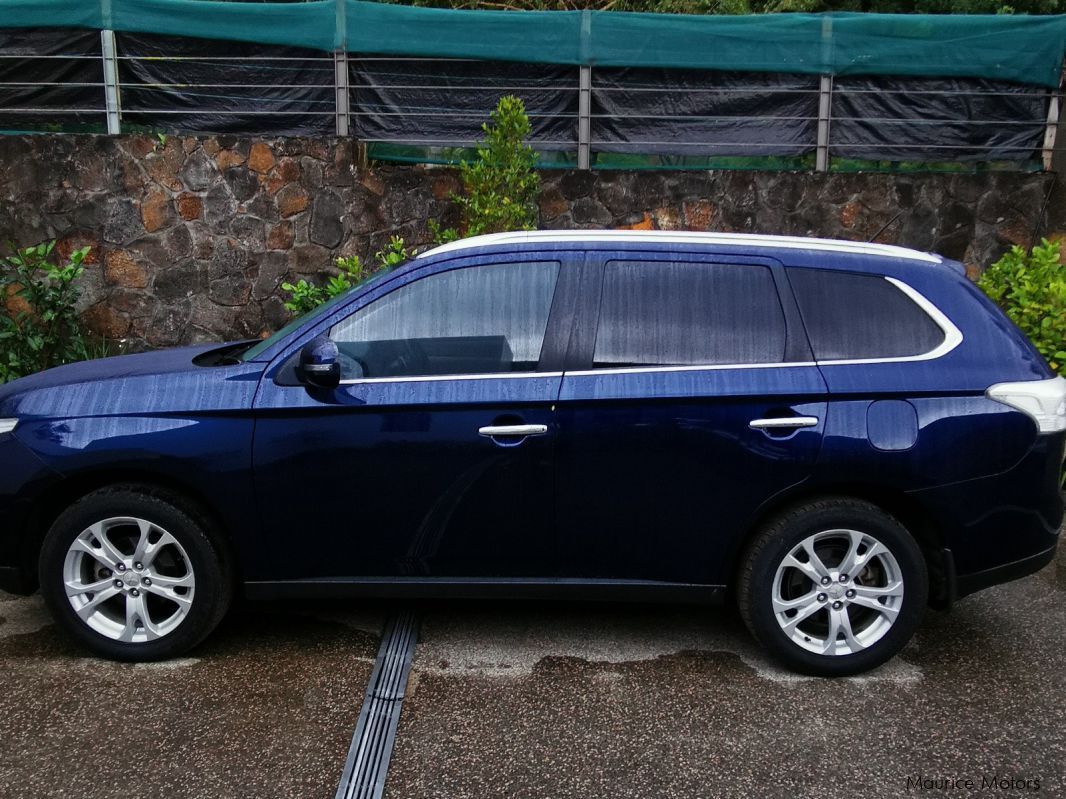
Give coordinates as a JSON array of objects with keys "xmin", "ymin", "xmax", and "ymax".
[
  {"xmin": 433, "ymin": 95, "xmax": 540, "ymax": 242},
  {"xmin": 978, "ymin": 238, "xmax": 1066, "ymax": 374},
  {"xmin": 281, "ymin": 236, "xmax": 409, "ymax": 316},
  {"xmin": 0, "ymin": 241, "xmax": 104, "ymax": 383}
]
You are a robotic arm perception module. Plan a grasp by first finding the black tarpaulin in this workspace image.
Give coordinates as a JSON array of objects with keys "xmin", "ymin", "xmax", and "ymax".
[
  {"xmin": 0, "ymin": 28, "xmax": 104, "ymax": 133},
  {"xmin": 117, "ymin": 32, "xmax": 334, "ymax": 137}
]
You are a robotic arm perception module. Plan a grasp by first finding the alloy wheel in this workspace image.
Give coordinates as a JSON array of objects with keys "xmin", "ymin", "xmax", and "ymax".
[
  {"xmin": 772, "ymin": 528, "xmax": 904, "ymax": 656},
  {"xmin": 62, "ymin": 517, "xmax": 196, "ymax": 643}
]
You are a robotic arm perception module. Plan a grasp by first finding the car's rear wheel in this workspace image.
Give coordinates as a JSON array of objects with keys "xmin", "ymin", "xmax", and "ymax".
[
  {"xmin": 737, "ymin": 497, "xmax": 927, "ymax": 677},
  {"xmin": 39, "ymin": 486, "xmax": 230, "ymax": 661}
]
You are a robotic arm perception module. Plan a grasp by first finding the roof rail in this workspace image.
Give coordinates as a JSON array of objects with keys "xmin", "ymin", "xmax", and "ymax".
[{"xmin": 416, "ymin": 230, "xmax": 942, "ymax": 264}]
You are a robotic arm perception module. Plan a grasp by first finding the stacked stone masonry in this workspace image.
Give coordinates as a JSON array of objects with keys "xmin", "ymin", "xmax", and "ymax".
[{"xmin": 0, "ymin": 134, "xmax": 1054, "ymax": 350}]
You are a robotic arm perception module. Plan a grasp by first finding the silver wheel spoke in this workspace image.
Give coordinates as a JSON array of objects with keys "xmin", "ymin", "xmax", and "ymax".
[
  {"xmin": 780, "ymin": 601, "xmax": 823, "ymax": 635},
  {"xmin": 800, "ymin": 540, "xmax": 831, "ymax": 579},
  {"xmin": 147, "ymin": 572, "xmax": 193, "ymax": 590},
  {"xmin": 70, "ymin": 534, "xmax": 123, "ymax": 571},
  {"xmin": 772, "ymin": 590, "xmax": 820, "ymax": 614},
  {"xmin": 824, "ymin": 608, "xmax": 862, "ymax": 654},
  {"xmin": 74, "ymin": 586, "xmax": 122, "ymax": 619},
  {"xmin": 782, "ymin": 554, "xmax": 823, "ymax": 585},
  {"xmin": 64, "ymin": 577, "xmax": 115, "ymax": 599},
  {"xmin": 853, "ymin": 580, "xmax": 903, "ymax": 600},
  {"xmin": 836, "ymin": 530, "xmax": 865, "ymax": 576},
  {"xmin": 144, "ymin": 582, "xmax": 193, "ymax": 610},
  {"xmin": 119, "ymin": 594, "xmax": 161, "ymax": 642},
  {"xmin": 850, "ymin": 595, "xmax": 900, "ymax": 623},
  {"xmin": 135, "ymin": 526, "xmax": 178, "ymax": 568}
]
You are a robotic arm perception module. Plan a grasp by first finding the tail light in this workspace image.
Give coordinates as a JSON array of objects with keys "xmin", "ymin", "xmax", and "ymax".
[{"xmin": 986, "ymin": 376, "xmax": 1066, "ymax": 434}]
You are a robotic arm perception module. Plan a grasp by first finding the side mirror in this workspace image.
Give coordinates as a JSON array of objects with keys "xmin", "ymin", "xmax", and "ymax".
[{"xmin": 297, "ymin": 336, "xmax": 340, "ymax": 389}]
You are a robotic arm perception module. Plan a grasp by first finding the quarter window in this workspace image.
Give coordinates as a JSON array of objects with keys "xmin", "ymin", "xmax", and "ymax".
[
  {"xmin": 787, "ymin": 268, "xmax": 946, "ymax": 361},
  {"xmin": 592, "ymin": 261, "xmax": 787, "ymax": 368},
  {"xmin": 330, "ymin": 261, "xmax": 559, "ymax": 380}
]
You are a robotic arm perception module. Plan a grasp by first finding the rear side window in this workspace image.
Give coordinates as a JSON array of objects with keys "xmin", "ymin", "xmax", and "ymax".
[
  {"xmin": 787, "ymin": 268, "xmax": 945, "ymax": 361},
  {"xmin": 593, "ymin": 261, "xmax": 786, "ymax": 368}
]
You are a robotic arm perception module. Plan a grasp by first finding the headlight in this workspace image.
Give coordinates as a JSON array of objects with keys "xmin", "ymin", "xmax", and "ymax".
[{"xmin": 0, "ymin": 419, "xmax": 17, "ymax": 435}]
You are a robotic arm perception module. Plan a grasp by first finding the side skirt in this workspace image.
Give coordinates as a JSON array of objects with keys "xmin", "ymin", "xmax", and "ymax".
[{"xmin": 243, "ymin": 577, "xmax": 727, "ymax": 604}]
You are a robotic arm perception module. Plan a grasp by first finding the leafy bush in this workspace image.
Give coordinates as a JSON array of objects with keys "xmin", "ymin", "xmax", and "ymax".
[
  {"xmin": 281, "ymin": 237, "xmax": 409, "ymax": 316},
  {"xmin": 978, "ymin": 238, "xmax": 1066, "ymax": 374},
  {"xmin": 0, "ymin": 241, "xmax": 103, "ymax": 383},
  {"xmin": 433, "ymin": 95, "xmax": 540, "ymax": 242}
]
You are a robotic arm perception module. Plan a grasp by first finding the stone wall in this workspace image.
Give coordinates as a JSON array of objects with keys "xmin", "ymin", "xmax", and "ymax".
[{"xmin": 0, "ymin": 134, "xmax": 1055, "ymax": 350}]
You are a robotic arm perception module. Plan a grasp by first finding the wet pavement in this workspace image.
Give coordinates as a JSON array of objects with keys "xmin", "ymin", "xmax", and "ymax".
[
  {"xmin": 0, "ymin": 598, "xmax": 382, "ymax": 799},
  {"xmin": 388, "ymin": 547, "xmax": 1066, "ymax": 799},
  {"xmin": 1, "ymin": 546, "xmax": 1064, "ymax": 799}
]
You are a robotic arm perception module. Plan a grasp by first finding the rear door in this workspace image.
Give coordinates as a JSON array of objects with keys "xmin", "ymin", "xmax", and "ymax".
[{"xmin": 554, "ymin": 252, "xmax": 827, "ymax": 585}]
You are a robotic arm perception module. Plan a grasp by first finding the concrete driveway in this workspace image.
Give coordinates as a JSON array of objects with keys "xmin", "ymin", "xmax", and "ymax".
[{"xmin": 1, "ymin": 547, "xmax": 1063, "ymax": 799}]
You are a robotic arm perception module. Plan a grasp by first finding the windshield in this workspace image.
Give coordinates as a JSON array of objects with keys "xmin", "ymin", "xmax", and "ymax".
[{"xmin": 240, "ymin": 267, "xmax": 398, "ymax": 362}]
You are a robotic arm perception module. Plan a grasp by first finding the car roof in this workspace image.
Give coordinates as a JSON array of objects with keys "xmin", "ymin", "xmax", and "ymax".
[{"xmin": 416, "ymin": 230, "xmax": 943, "ymax": 265}]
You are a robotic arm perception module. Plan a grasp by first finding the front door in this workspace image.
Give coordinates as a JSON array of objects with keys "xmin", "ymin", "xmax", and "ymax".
[
  {"xmin": 555, "ymin": 254, "xmax": 827, "ymax": 585},
  {"xmin": 252, "ymin": 257, "xmax": 564, "ymax": 580}
]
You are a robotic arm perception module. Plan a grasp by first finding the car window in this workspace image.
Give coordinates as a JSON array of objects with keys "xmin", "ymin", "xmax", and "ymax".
[
  {"xmin": 592, "ymin": 261, "xmax": 787, "ymax": 368},
  {"xmin": 787, "ymin": 268, "xmax": 945, "ymax": 361},
  {"xmin": 330, "ymin": 261, "xmax": 560, "ymax": 380}
]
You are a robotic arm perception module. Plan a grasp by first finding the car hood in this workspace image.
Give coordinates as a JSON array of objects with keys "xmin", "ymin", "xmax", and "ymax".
[{"xmin": 0, "ymin": 343, "xmax": 266, "ymax": 419}]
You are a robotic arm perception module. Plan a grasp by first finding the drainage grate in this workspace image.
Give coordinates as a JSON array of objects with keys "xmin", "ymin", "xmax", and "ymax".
[{"xmin": 335, "ymin": 610, "xmax": 421, "ymax": 799}]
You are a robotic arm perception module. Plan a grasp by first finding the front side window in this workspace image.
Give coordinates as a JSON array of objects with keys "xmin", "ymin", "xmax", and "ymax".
[
  {"xmin": 592, "ymin": 261, "xmax": 787, "ymax": 368},
  {"xmin": 787, "ymin": 268, "xmax": 946, "ymax": 361},
  {"xmin": 330, "ymin": 261, "xmax": 559, "ymax": 380}
]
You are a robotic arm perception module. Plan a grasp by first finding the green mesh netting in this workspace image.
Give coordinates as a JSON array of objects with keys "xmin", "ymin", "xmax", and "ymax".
[{"xmin": 1, "ymin": 1, "xmax": 1064, "ymax": 87}]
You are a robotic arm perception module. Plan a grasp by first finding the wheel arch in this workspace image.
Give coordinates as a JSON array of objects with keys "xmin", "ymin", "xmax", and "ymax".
[
  {"xmin": 20, "ymin": 467, "xmax": 238, "ymax": 594},
  {"xmin": 729, "ymin": 482, "xmax": 951, "ymax": 608}
]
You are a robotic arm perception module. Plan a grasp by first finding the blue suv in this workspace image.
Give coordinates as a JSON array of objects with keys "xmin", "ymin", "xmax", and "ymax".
[{"xmin": 1, "ymin": 231, "xmax": 1062, "ymax": 676}]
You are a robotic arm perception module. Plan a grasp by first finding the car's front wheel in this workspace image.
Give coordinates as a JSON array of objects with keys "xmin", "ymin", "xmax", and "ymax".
[
  {"xmin": 738, "ymin": 497, "xmax": 927, "ymax": 677},
  {"xmin": 39, "ymin": 485, "xmax": 231, "ymax": 661}
]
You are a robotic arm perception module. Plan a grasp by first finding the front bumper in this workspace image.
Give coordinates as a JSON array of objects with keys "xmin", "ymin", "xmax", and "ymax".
[
  {"xmin": 0, "ymin": 432, "xmax": 63, "ymax": 595},
  {"xmin": 0, "ymin": 565, "xmax": 33, "ymax": 595}
]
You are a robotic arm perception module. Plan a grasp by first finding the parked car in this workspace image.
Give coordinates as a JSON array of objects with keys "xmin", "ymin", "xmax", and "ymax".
[{"xmin": 0, "ymin": 231, "xmax": 1062, "ymax": 676}]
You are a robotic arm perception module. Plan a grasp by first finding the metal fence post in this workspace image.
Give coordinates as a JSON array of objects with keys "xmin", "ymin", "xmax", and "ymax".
[
  {"xmin": 100, "ymin": 29, "xmax": 121, "ymax": 135},
  {"xmin": 334, "ymin": 50, "xmax": 351, "ymax": 137},
  {"xmin": 577, "ymin": 65, "xmax": 591, "ymax": 170},
  {"xmin": 815, "ymin": 74, "xmax": 832, "ymax": 173},
  {"xmin": 1042, "ymin": 60, "xmax": 1065, "ymax": 171}
]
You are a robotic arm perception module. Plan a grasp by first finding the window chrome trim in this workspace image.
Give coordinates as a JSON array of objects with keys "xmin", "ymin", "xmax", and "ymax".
[
  {"xmin": 339, "ymin": 371, "xmax": 564, "ymax": 386},
  {"xmin": 814, "ymin": 276, "xmax": 963, "ymax": 366},
  {"xmin": 334, "ymin": 278, "xmax": 960, "ymax": 385},
  {"xmin": 564, "ymin": 362, "xmax": 818, "ymax": 378},
  {"xmin": 0, "ymin": 419, "xmax": 17, "ymax": 435},
  {"xmin": 417, "ymin": 230, "xmax": 943, "ymax": 265}
]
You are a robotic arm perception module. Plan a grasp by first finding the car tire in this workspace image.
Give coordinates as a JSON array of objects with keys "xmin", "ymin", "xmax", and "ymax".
[
  {"xmin": 39, "ymin": 485, "xmax": 231, "ymax": 662},
  {"xmin": 737, "ymin": 497, "xmax": 927, "ymax": 677}
]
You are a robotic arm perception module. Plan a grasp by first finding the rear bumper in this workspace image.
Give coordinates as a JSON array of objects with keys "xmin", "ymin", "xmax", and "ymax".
[{"xmin": 953, "ymin": 543, "xmax": 1057, "ymax": 600}]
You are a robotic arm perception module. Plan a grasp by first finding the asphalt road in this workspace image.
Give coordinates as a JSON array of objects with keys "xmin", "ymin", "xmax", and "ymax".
[{"xmin": 1, "ymin": 546, "xmax": 1063, "ymax": 799}]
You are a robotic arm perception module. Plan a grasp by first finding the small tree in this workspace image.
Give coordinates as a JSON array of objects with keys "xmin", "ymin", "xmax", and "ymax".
[
  {"xmin": 434, "ymin": 95, "xmax": 540, "ymax": 241},
  {"xmin": 0, "ymin": 241, "xmax": 101, "ymax": 382},
  {"xmin": 978, "ymin": 238, "xmax": 1066, "ymax": 375},
  {"xmin": 281, "ymin": 237, "xmax": 408, "ymax": 317}
]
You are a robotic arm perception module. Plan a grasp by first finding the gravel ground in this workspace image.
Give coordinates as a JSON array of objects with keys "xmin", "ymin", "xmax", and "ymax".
[
  {"xmin": 0, "ymin": 597, "xmax": 382, "ymax": 799},
  {"xmin": 1, "ymin": 546, "xmax": 1062, "ymax": 799}
]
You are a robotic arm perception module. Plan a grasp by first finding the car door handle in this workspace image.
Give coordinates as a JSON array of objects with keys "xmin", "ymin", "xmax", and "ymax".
[
  {"xmin": 478, "ymin": 424, "xmax": 549, "ymax": 438},
  {"xmin": 748, "ymin": 416, "xmax": 820, "ymax": 430}
]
